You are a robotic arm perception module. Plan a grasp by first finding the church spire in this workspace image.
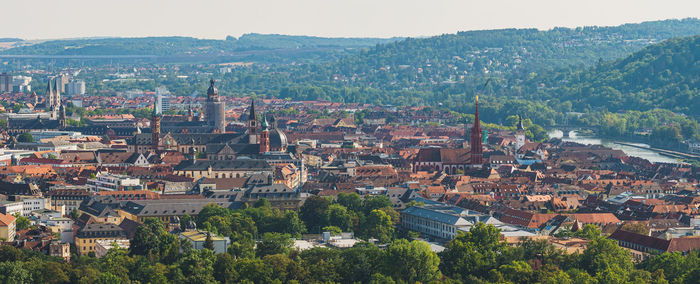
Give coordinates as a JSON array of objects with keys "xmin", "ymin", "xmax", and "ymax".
[
  {"xmin": 517, "ymin": 114, "xmax": 524, "ymax": 131},
  {"xmin": 470, "ymin": 94, "xmax": 483, "ymax": 166},
  {"xmin": 248, "ymin": 99, "xmax": 258, "ymax": 144},
  {"xmin": 249, "ymin": 99, "xmax": 256, "ymax": 120}
]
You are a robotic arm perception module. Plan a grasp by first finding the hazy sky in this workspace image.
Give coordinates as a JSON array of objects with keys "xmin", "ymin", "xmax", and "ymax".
[{"xmin": 3, "ymin": 0, "xmax": 699, "ymax": 40}]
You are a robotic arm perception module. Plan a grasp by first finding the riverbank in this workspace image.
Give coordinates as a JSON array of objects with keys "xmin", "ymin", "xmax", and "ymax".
[
  {"xmin": 613, "ymin": 142, "xmax": 700, "ymax": 160},
  {"xmin": 548, "ymin": 130, "xmax": 681, "ymax": 164}
]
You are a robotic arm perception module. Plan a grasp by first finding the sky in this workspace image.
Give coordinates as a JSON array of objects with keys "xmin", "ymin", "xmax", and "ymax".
[{"xmin": 2, "ymin": 0, "xmax": 699, "ymax": 40}]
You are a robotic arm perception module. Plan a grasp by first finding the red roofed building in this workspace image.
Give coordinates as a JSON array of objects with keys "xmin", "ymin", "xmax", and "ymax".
[{"xmin": 0, "ymin": 213, "xmax": 16, "ymax": 241}]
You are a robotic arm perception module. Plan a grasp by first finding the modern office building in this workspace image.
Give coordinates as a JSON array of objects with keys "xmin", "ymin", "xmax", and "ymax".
[{"xmin": 86, "ymin": 172, "xmax": 143, "ymax": 192}]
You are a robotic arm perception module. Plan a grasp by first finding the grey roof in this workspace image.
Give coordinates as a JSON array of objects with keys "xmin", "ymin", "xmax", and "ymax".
[
  {"xmin": 402, "ymin": 206, "xmax": 465, "ymax": 225},
  {"xmin": 132, "ymin": 133, "xmax": 247, "ymax": 146},
  {"xmin": 120, "ymin": 199, "xmax": 233, "ymax": 217},
  {"xmin": 174, "ymin": 159, "xmax": 272, "ymax": 171},
  {"xmin": 206, "ymin": 143, "xmax": 259, "ymax": 155},
  {"xmin": 76, "ymin": 223, "xmax": 126, "ymax": 238}
]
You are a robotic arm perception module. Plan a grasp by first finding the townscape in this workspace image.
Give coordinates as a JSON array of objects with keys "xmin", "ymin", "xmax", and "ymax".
[
  {"xmin": 0, "ymin": 69, "xmax": 697, "ymax": 283},
  {"xmin": 0, "ymin": 2, "xmax": 699, "ymax": 282}
]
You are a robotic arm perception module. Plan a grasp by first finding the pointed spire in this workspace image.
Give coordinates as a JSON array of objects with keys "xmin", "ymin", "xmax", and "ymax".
[
  {"xmin": 517, "ymin": 115, "xmax": 524, "ymax": 131},
  {"xmin": 473, "ymin": 95, "xmax": 480, "ymax": 130},
  {"xmin": 249, "ymin": 99, "xmax": 256, "ymax": 119},
  {"xmin": 206, "ymin": 78, "xmax": 218, "ymax": 101},
  {"xmin": 262, "ymin": 115, "xmax": 269, "ymax": 130},
  {"xmin": 152, "ymin": 95, "xmax": 161, "ymax": 117}
]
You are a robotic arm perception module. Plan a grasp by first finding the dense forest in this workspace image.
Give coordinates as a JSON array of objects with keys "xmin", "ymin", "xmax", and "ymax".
[{"xmin": 2, "ymin": 195, "xmax": 699, "ymax": 283}]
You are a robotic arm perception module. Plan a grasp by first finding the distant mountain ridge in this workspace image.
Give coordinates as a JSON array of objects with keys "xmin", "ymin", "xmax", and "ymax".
[{"xmin": 0, "ymin": 34, "xmax": 402, "ymax": 56}]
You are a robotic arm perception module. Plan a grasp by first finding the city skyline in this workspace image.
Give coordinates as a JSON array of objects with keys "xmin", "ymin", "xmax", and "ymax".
[{"xmin": 1, "ymin": 0, "xmax": 699, "ymax": 40}]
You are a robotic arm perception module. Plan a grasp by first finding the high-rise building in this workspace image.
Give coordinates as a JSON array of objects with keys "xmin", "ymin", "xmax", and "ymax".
[
  {"xmin": 205, "ymin": 79, "xmax": 226, "ymax": 133},
  {"xmin": 470, "ymin": 95, "xmax": 483, "ymax": 167},
  {"xmin": 0, "ymin": 73, "xmax": 11, "ymax": 92},
  {"xmin": 155, "ymin": 86, "xmax": 171, "ymax": 112},
  {"xmin": 11, "ymin": 76, "xmax": 32, "ymax": 93},
  {"xmin": 66, "ymin": 80, "xmax": 86, "ymax": 95},
  {"xmin": 55, "ymin": 74, "xmax": 69, "ymax": 93}
]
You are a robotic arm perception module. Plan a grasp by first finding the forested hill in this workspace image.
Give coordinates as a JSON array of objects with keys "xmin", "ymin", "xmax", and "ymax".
[
  {"xmin": 325, "ymin": 18, "xmax": 700, "ymax": 90},
  {"xmin": 536, "ymin": 35, "xmax": 699, "ymax": 116},
  {"xmin": 0, "ymin": 34, "xmax": 401, "ymax": 56}
]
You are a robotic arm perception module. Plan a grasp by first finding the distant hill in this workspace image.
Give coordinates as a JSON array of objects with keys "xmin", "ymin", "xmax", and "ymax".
[
  {"xmin": 210, "ymin": 19, "xmax": 699, "ymax": 110},
  {"xmin": 536, "ymin": 35, "xmax": 700, "ymax": 116},
  {"xmin": 325, "ymin": 18, "xmax": 700, "ymax": 90},
  {"xmin": 229, "ymin": 33, "xmax": 402, "ymax": 50},
  {"xmin": 0, "ymin": 34, "xmax": 402, "ymax": 57}
]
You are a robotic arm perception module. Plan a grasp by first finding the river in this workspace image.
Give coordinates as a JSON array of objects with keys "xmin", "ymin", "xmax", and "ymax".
[{"xmin": 548, "ymin": 130, "xmax": 680, "ymax": 164}]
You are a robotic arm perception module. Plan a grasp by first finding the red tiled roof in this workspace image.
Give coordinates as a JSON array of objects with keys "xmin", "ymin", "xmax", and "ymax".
[{"xmin": 0, "ymin": 213, "xmax": 15, "ymax": 226}]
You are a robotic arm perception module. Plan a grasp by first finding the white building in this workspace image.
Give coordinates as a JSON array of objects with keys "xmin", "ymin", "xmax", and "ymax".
[
  {"xmin": 178, "ymin": 230, "xmax": 230, "ymax": 254},
  {"xmin": 21, "ymin": 198, "xmax": 50, "ymax": 216},
  {"xmin": 86, "ymin": 172, "xmax": 143, "ymax": 192},
  {"xmin": 0, "ymin": 201, "xmax": 23, "ymax": 216},
  {"xmin": 400, "ymin": 199, "xmax": 503, "ymax": 240},
  {"xmin": 66, "ymin": 80, "xmax": 86, "ymax": 95},
  {"xmin": 156, "ymin": 86, "xmax": 172, "ymax": 112},
  {"xmin": 12, "ymin": 76, "xmax": 32, "ymax": 93}
]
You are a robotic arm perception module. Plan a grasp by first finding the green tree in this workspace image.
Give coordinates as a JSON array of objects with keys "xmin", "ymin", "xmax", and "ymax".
[
  {"xmin": 440, "ymin": 223, "xmax": 508, "ymax": 281},
  {"xmin": 256, "ymin": 232, "xmax": 293, "ymax": 258},
  {"xmin": 336, "ymin": 192, "xmax": 362, "ymax": 212},
  {"xmin": 13, "ymin": 213, "xmax": 30, "ymax": 230},
  {"xmin": 17, "ymin": 132, "xmax": 33, "ymax": 143},
  {"xmin": 204, "ymin": 231, "xmax": 215, "ymax": 251},
  {"xmin": 299, "ymin": 195, "xmax": 330, "ymax": 233},
  {"xmin": 213, "ymin": 253, "xmax": 238, "ymax": 284},
  {"xmin": 179, "ymin": 249, "xmax": 217, "ymax": 284},
  {"xmin": 363, "ymin": 195, "xmax": 392, "ymax": 214},
  {"xmin": 0, "ymin": 261, "xmax": 32, "ymax": 283},
  {"xmin": 580, "ymin": 237, "xmax": 633, "ymax": 277},
  {"xmin": 326, "ymin": 204, "xmax": 353, "ymax": 231},
  {"xmin": 322, "ymin": 225, "xmax": 342, "ymax": 236},
  {"xmin": 363, "ymin": 209, "xmax": 394, "ymax": 243},
  {"xmin": 282, "ymin": 210, "xmax": 306, "ymax": 238},
  {"xmin": 382, "ymin": 239, "xmax": 441, "ymax": 283},
  {"xmin": 339, "ymin": 243, "xmax": 383, "ymax": 283}
]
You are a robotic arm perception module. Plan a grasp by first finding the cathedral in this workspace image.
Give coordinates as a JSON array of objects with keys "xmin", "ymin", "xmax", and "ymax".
[
  {"xmin": 131, "ymin": 79, "xmax": 289, "ymax": 159},
  {"xmin": 7, "ymin": 77, "xmax": 66, "ymax": 134}
]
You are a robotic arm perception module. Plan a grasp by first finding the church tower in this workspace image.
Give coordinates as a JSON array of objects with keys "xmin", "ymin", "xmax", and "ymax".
[
  {"xmin": 259, "ymin": 116, "xmax": 270, "ymax": 153},
  {"xmin": 52, "ymin": 79, "xmax": 61, "ymax": 109},
  {"xmin": 45, "ymin": 77, "xmax": 62, "ymax": 113},
  {"xmin": 470, "ymin": 95, "xmax": 483, "ymax": 166},
  {"xmin": 248, "ymin": 100, "xmax": 258, "ymax": 144},
  {"xmin": 45, "ymin": 79, "xmax": 54, "ymax": 111},
  {"xmin": 205, "ymin": 79, "xmax": 226, "ymax": 133},
  {"xmin": 515, "ymin": 115, "xmax": 526, "ymax": 150},
  {"xmin": 59, "ymin": 102, "xmax": 66, "ymax": 129},
  {"xmin": 151, "ymin": 98, "xmax": 161, "ymax": 151}
]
